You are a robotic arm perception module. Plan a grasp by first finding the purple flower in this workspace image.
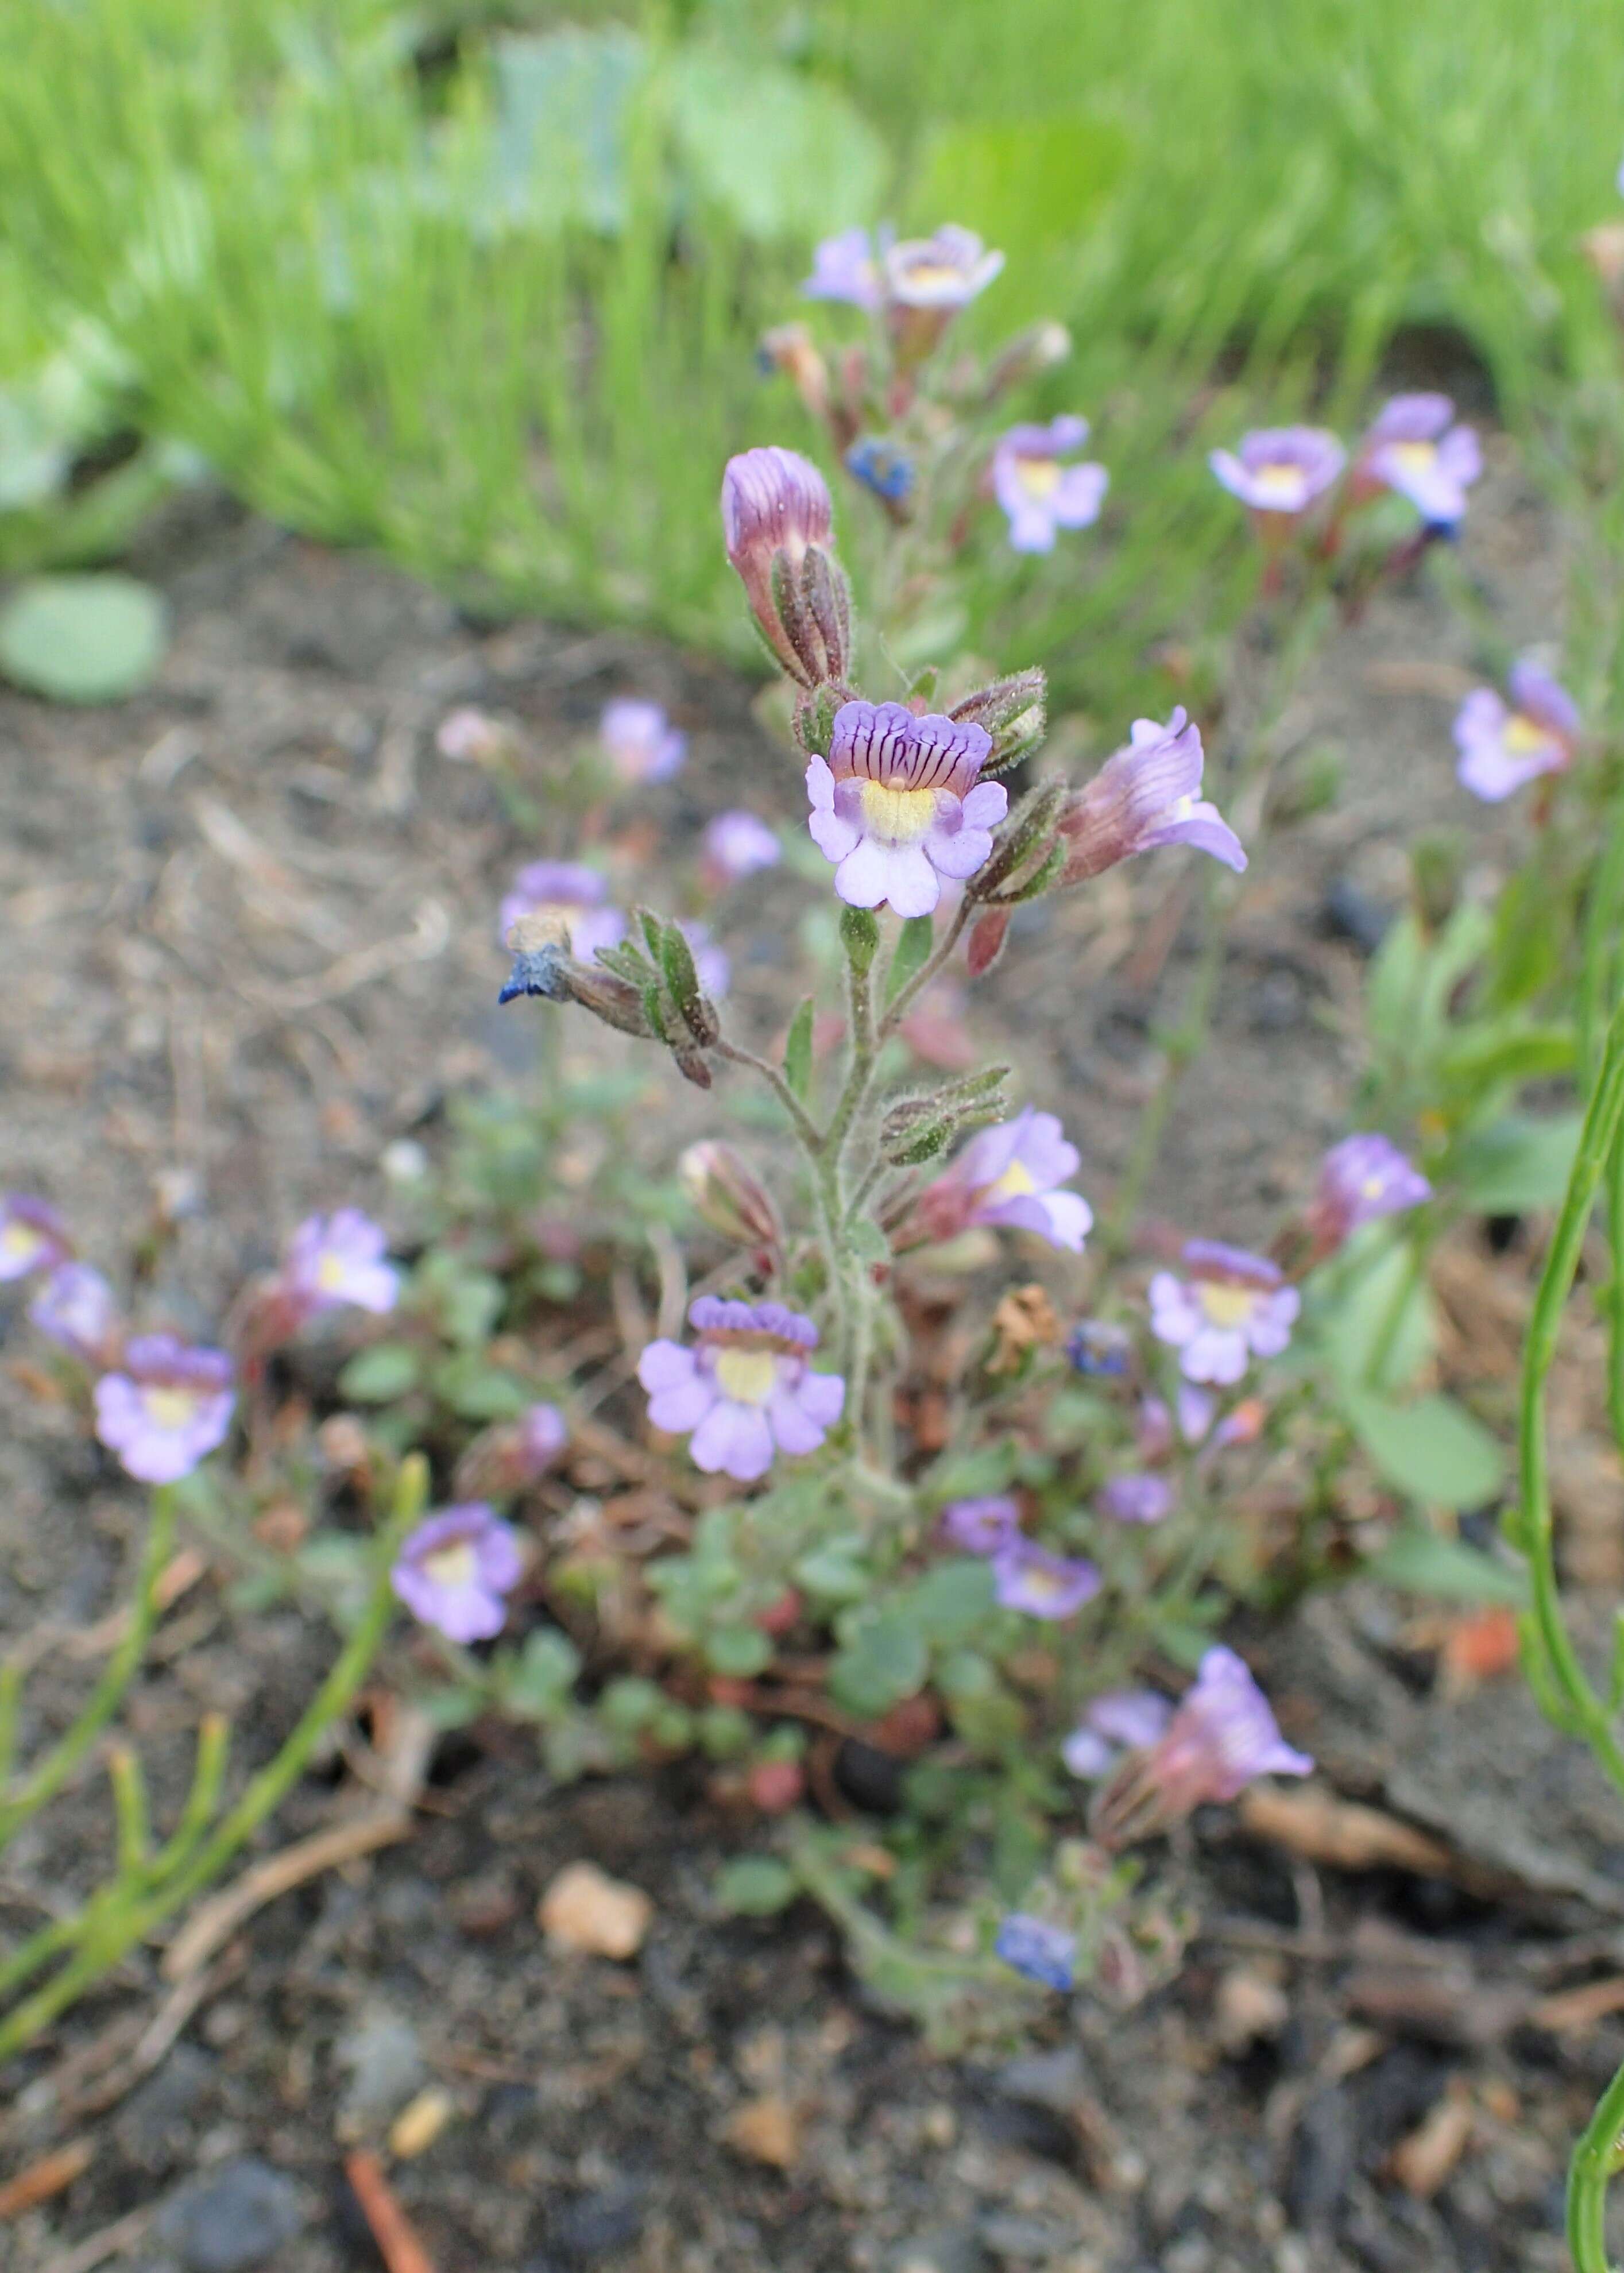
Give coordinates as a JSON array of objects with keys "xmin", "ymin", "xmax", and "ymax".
[
  {"xmin": 1144, "ymin": 1645, "xmax": 1312, "ymax": 1809},
  {"xmin": 992, "ymin": 417, "xmax": 1108, "ymax": 553},
  {"xmin": 391, "ymin": 1503, "xmax": 523, "ymax": 1643},
  {"xmin": 94, "ymin": 1333, "xmax": 235, "ymax": 1485},
  {"xmin": 1209, "ymin": 427, "xmax": 1346, "ymax": 520},
  {"xmin": 1357, "ymin": 394, "xmax": 1482, "ymax": 527},
  {"xmin": 845, "ymin": 437, "xmax": 915, "ymax": 505},
  {"xmin": 637, "ymin": 1296, "xmax": 845, "ymax": 1483},
  {"xmin": 1177, "ymin": 1383, "xmax": 1218, "ymax": 1444},
  {"xmin": 1098, "ymin": 1471, "xmax": 1173, "ymax": 1525},
  {"xmin": 703, "ymin": 810, "xmax": 781, "ymax": 882},
  {"xmin": 721, "ymin": 447, "xmax": 842, "ymax": 686},
  {"xmin": 1149, "ymin": 1240, "xmax": 1300, "ymax": 1386},
  {"xmin": 498, "ymin": 861, "xmax": 626, "ymax": 961},
  {"xmin": 995, "ymin": 1913, "xmax": 1076, "ymax": 1992},
  {"xmin": 600, "ymin": 697, "xmax": 687, "ymax": 785},
  {"xmin": 29, "ymin": 1262, "xmax": 119, "ymax": 1367},
  {"xmin": 920, "ymin": 1108, "xmax": 1092, "ymax": 1253},
  {"xmin": 1062, "ymin": 1687, "xmax": 1173, "ymax": 1777},
  {"xmin": 802, "ymin": 226, "xmax": 881, "ymax": 311},
  {"xmin": 991, "ymin": 1538, "xmax": 1100, "ymax": 1620},
  {"xmin": 1068, "ymin": 1319, "xmax": 1131, "ymax": 1376},
  {"xmin": 883, "ymin": 226, "xmax": 1003, "ymax": 312},
  {"xmin": 283, "ymin": 1209, "xmax": 400, "ymax": 1319},
  {"xmin": 1059, "ymin": 709, "xmax": 1246, "ymax": 884},
  {"xmin": 1310, "ymin": 1134, "xmax": 1431, "ymax": 1249},
  {"xmin": 1453, "ymin": 660, "xmax": 1580, "ymax": 803},
  {"xmin": 806, "ymin": 699, "xmax": 1006, "ymax": 918},
  {"xmin": 0, "ymin": 1195, "xmax": 69, "ymax": 1282},
  {"xmin": 939, "ymin": 1495, "xmax": 1021, "ymax": 1555},
  {"xmin": 519, "ymin": 1402, "xmax": 567, "ymax": 1476}
]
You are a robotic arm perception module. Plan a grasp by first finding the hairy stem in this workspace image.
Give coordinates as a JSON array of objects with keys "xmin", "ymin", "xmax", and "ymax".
[{"xmin": 879, "ymin": 899, "xmax": 970, "ymax": 1041}]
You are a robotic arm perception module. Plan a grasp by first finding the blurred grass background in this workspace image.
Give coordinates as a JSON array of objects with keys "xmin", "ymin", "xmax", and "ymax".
[{"xmin": 2, "ymin": 0, "xmax": 1623, "ymax": 710}]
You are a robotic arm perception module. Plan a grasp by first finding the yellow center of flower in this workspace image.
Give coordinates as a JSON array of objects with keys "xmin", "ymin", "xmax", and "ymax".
[
  {"xmin": 1250, "ymin": 463, "xmax": 1307, "ymax": 507},
  {"xmin": 1503, "ymin": 713, "xmax": 1552, "ymax": 754},
  {"xmin": 902, "ymin": 261, "xmax": 962, "ymax": 293},
  {"xmin": 1017, "ymin": 456, "xmax": 1062, "ymax": 498},
  {"xmin": 985, "ymin": 1160, "xmax": 1037, "ymax": 1205},
  {"xmin": 714, "ymin": 1348, "xmax": 779, "ymax": 1406},
  {"xmin": 0, "ymin": 1224, "xmax": 43, "ymax": 1265},
  {"xmin": 143, "ymin": 1387, "xmax": 199, "ymax": 1429},
  {"xmin": 858, "ymin": 779, "xmax": 939, "ymax": 845},
  {"xmin": 1386, "ymin": 440, "xmax": 1439, "ymax": 477},
  {"xmin": 423, "ymin": 1541, "xmax": 480, "ymax": 1590},
  {"xmin": 1196, "ymin": 1282, "xmax": 1259, "ymax": 1329},
  {"xmin": 315, "ymin": 1251, "xmax": 349, "ymax": 1291},
  {"xmin": 1019, "ymin": 1565, "xmax": 1070, "ymax": 1601},
  {"xmin": 1361, "ymin": 1175, "xmax": 1387, "ymax": 1199}
]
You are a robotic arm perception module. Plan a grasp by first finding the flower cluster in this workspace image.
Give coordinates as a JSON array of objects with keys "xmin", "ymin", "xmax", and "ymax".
[{"xmin": 1211, "ymin": 393, "xmax": 1482, "ymax": 562}]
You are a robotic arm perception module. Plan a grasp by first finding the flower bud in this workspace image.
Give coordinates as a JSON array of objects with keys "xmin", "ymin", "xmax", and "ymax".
[
  {"xmin": 678, "ymin": 1142, "xmax": 783, "ymax": 1253},
  {"xmin": 983, "ymin": 321, "xmax": 1072, "ymax": 401},
  {"xmin": 721, "ymin": 447, "xmax": 848, "ymax": 687}
]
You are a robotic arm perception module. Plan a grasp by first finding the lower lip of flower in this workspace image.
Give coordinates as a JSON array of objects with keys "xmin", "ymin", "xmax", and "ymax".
[
  {"xmin": 713, "ymin": 1348, "xmax": 780, "ymax": 1405},
  {"xmin": 858, "ymin": 780, "xmax": 939, "ymax": 845},
  {"xmin": 1196, "ymin": 1283, "xmax": 1259, "ymax": 1329},
  {"xmin": 1385, "ymin": 440, "xmax": 1439, "ymax": 478},
  {"xmin": 1018, "ymin": 457, "xmax": 1062, "ymax": 498},
  {"xmin": 1250, "ymin": 465, "xmax": 1308, "ymax": 508},
  {"xmin": 143, "ymin": 1386, "xmax": 201, "ymax": 1429},
  {"xmin": 423, "ymin": 1541, "xmax": 480, "ymax": 1589},
  {"xmin": 316, "ymin": 1253, "xmax": 349, "ymax": 1291},
  {"xmin": 1502, "ymin": 713, "xmax": 1554, "ymax": 755},
  {"xmin": 985, "ymin": 1160, "xmax": 1038, "ymax": 1204}
]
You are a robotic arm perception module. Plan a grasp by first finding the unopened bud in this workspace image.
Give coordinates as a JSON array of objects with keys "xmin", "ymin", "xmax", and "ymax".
[
  {"xmin": 721, "ymin": 447, "xmax": 849, "ymax": 686},
  {"xmin": 967, "ymin": 778, "xmax": 1066, "ymax": 905},
  {"xmin": 967, "ymin": 908, "xmax": 1010, "ymax": 977},
  {"xmin": 678, "ymin": 1142, "xmax": 783, "ymax": 1251},
  {"xmin": 880, "ymin": 1066, "xmax": 1010, "ymax": 1166}
]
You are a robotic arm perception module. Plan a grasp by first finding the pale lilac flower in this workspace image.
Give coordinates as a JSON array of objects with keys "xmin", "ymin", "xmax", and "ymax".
[
  {"xmin": 637, "ymin": 1296, "xmax": 845, "ymax": 1483},
  {"xmin": 283, "ymin": 1209, "xmax": 400, "ymax": 1319},
  {"xmin": 498, "ymin": 861, "xmax": 625, "ymax": 961},
  {"xmin": 1209, "ymin": 427, "xmax": 1345, "ymax": 519},
  {"xmin": 991, "ymin": 1538, "xmax": 1100, "ymax": 1620},
  {"xmin": 802, "ymin": 226, "xmax": 882, "ymax": 311},
  {"xmin": 1150, "ymin": 1240, "xmax": 1300, "ymax": 1386},
  {"xmin": 1357, "ymin": 393, "xmax": 1482, "ymax": 527},
  {"xmin": 1062, "ymin": 1687, "xmax": 1173, "ymax": 1777},
  {"xmin": 0, "ymin": 1196, "xmax": 68, "ymax": 1282},
  {"xmin": 1177, "ymin": 1383, "xmax": 1219, "ymax": 1444},
  {"xmin": 995, "ymin": 1914, "xmax": 1076, "ymax": 1991},
  {"xmin": 1144, "ymin": 1645, "xmax": 1312, "ymax": 1809},
  {"xmin": 519, "ymin": 1402, "xmax": 567, "ymax": 1475},
  {"xmin": 992, "ymin": 416, "xmax": 1108, "ymax": 553},
  {"xmin": 435, "ymin": 707, "xmax": 508, "ymax": 764},
  {"xmin": 883, "ymin": 226, "xmax": 1004, "ymax": 313},
  {"xmin": 391, "ymin": 1503, "xmax": 523, "ymax": 1644},
  {"xmin": 721, "ymin": 447, "xmax": 842, "ymax": 686},
  {"xmin": 29, "ymin": 1262, "xmax": 119, "ymax": 1367},
  {"xmin": 1098, "ymin": 1471, "xmax": 1173, "ymax": 1525},
  {"xmin": 94, "ymin": 1333, "xmax": 235, "ymax": 1485},
  {"xmin": 600, "ymin": 697, "xmax": 687, "ymax": 785},
  {"xmin": 1453, "ymin": 661, "xmax": 1580, "ymax": 803},
  {"xmin": 807, "ymin": 699, "xmax": 1006, "ymax": 918},
  {"xmin": 1310, "ymin": 1134, "xmax": 1431, "ymax": 1248},
  {"xmin": 703, "ymin": 810, "xmax": 780, "ymax": 882},
  {"xmin": 918, "ymin": 1108, "xmax": 1092, "ymax": 1254},
  {"xmin": 939, "ymin": 1495, "xmax": 1021, "ymax": 1555},
  {"xmin": 1059, "ymin": 709, "xmax": 1246, "ymax": 884}
]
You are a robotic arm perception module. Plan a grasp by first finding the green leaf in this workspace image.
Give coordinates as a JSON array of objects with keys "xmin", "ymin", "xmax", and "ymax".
[
  {"xmin": 1321, "ymin": 1239, "xmax": 1437, "ymax": 1394},
  {"xmin": 829, "ymin": 1614, "xmax": 929, "ymax": 1721},
  {"xmin": 705, "ymin": 1624, "xmax": 772, "ymax": 1678},
  {"xmin": 715, "ymin": 1856, "xmax": 798, "ymax": 1916},
  {"xmin": 337, "ymin": 1343, "xmax": 422, "ymax": 1403},
  {"xmin": 488, "ymin": 26, "xmax": 647, "ymax": 232},
  {"xmin": 794, "ymin": 1543, "xmax": 871, "ymax": 1603},
  {"xmin": 431, "ymin": 1354, "xmax": 532, "ymax": 1421},
  {"xmin": 0, "ymin": 573, "xmax": 167, "ymax": 703},
  {"xmin": 504, "ymin": 1629, "xmax": 582, "ymax": 1719},
  {"xmin": 783, "ymin": 998, "xmax": 814, "ymax": 1101},
  {"xmin": 886, "ymin": 915, "xmax": 934, "ymax": 1004},
  {"xmin": 1366, "ymin": 1524, "xmax": 1527, "ymax": 1605},
  {"xmin": 904, "ymin": 1559, "xmax": 997, "ymax": 1646},
  {"xmin": 668, "ymin": 53, "xmax": 887, "ymax": 241},
  {"xmin": 1435, "ymin": 1020, "xmax": 1574, "ymax": 1096},
  {"xmin": 1451, "ymin": 1112, "xmax": 1583, "ymax": 1213},
  {"xmin": 1343, "ymin": 1390, "xmax": 1505, "ymax": 1511}
]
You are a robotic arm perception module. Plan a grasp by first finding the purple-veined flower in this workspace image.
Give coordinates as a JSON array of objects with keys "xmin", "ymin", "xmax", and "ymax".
[
  {"xmin": 391, "ymin": 1503, "xmax": 523, "ymax": 1643},
  {"xmin": 802, "ymin": 226, "xmax": 882, "ymax": 311},
  {"xmin": 1209, "ymin": 427, "xmax": 1345, "ymax": 520},
  {"xmin": 93, "ymin": 1333, "xmax": 235, "ymax": 1485},
  {"xmin": 436, "ymin": 706, "xmax": 510, "ymax": 764},
  {"xmin": 703, "ymin": 810, "xmax": 781, "ymax": 883},
  {"xmin": 0, "ymin": 1195, "xmax": 69, "ymax": 1282},
  {"xmin": 721, "ymin": 447, "xmax": 843, "ymax": 686},
  {"xmin": 938, "ymin": 1495, "xmax": 1021, "ymax": 1555},
  {"xmin": 1144, "ymin": 1645, "xmax": 1312, "ymax": 1808},
  {"xmin": 883, "ymin": 226, "xmax": 1003, "ymax": 313},
  {"xmin": 1453, "ymin": 661, "xmax": 1580, "ymax": 803},
  {"xmin": 1058, "ymin": 709, "xmax": 1247, "ymax": 884},
  {"xmin": 995, "ymin": 1913, "xmax": 1076, "ymax": 1992},
  {"xmin": 1098, "ymin": 1471, "xmax": 1173, "ymax": 1525},
  {"xmin": 637, "ymin": 1297, "xmax": 845, "ymax": 1483},
  {"xmin": 1356, "ymin": 393, "xmax": 1482, "ymax": 528},
  {"xmin": 29, "ymin": 1262, "xmax": 119, "ymax": 1368},
  {"xmin": 1309, "ymin": 1134, "xmax": 1430, "ymax": 1250},
  {"xmin": 1149, "ymin": 1240, "xmax": 1300, "ymax": 1385},
  {"xmin": 498, "ymin": 861, "xmax": 626, "ymax": 961},
  {"xmin": 806, "ymin": 699, "xmax": 1006, "ymax": 918},
  {"xmin": 915, "ymin": 1108, "xmax": 1092, "ymax": 1254},
  {"xmin": 991, "ymin": 1538, "xmax": 1100, "ymax": 1620},
  {"xmin": 600, "ymin": 697, "xmax": 687, "ymax": 786},
  {"xmin": 1062, "ymin": 1687, "xmax": 1173, "ymax": 1777},
  {"xmin": 992, "ymin": 416, "xmax": 1108, "ymax": 554},
  {"xmin": 283, "ymin": 1209, "xmax": 400, "ymax": 1319},
  {"xmin": 845, "ymin": 437, "xmax": 915, "ymax": 505},
  {"xmin": 1068, "ymin": 1319, "xmax": 1131, "ymax": 1376}
]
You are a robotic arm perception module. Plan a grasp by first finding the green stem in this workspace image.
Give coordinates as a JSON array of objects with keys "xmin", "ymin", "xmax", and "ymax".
[
  {"xmin": 713, "ymin": 1037, "xmax": 823, "ymax": 1154},
  {"xmin": 0, "ymin": 1487, "xmax": 178, "ymax": 1853},
  {"xmin": 879, "ymin": 899, "xmax": 969, "ymax": 1041},
  {"xmin": 1569, "ymin": 2055, "xmax": 1624, "ymax": 2273}
]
